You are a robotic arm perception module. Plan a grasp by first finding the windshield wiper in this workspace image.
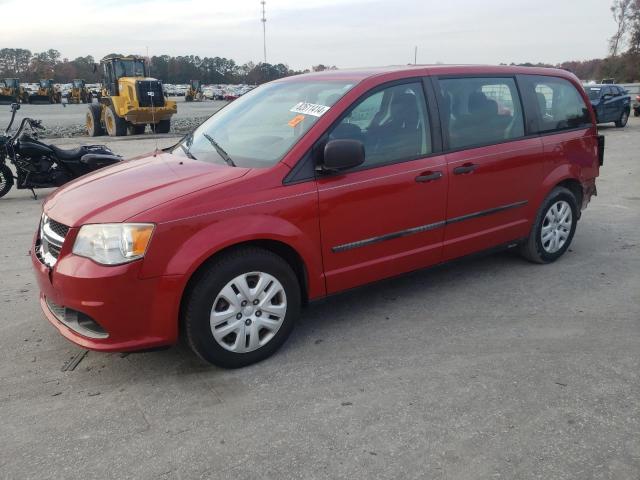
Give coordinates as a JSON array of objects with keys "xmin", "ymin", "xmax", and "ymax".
[
  {"xmin": 179, "ymin": 143, "xmax": 197, "ymax": 160},
  {"xmin": 202, "ymin": 133, "xmax": 236, "ymax": 167}
]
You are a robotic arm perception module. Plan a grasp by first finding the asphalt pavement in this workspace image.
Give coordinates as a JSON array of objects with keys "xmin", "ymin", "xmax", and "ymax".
[{"xmin": 0, "ymin": 119, "xmax": 638, "ymax": 479}]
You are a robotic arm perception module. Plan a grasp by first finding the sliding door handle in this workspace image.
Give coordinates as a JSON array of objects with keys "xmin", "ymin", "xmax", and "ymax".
[
  {"xmin": 415, "ymin": 171, "xmax": 443, "ymax": 183},
  {"xmin": 453, "ymin": 163, "xmax": 478, "ymax": 175}
]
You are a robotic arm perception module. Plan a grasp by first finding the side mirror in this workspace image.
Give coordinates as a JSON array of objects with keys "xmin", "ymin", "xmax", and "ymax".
[
  {"xmin": 322, "ymin": 139, "xmax": 365, "ymax": 172},
  {"xmin": 10, "ymin": 103, "xmax": 20, "ymax": 112}
]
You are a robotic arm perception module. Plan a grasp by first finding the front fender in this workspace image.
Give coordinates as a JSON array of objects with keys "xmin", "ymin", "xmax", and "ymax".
[{"xmin": 140, "ymin": 213, "xmax": 326, "ymax": 299}]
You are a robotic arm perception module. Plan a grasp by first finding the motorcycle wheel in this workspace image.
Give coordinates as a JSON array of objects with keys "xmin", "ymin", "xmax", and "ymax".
[{"xmin": 0, "ymin": 163, "xmax": 15, "ymax": 198}]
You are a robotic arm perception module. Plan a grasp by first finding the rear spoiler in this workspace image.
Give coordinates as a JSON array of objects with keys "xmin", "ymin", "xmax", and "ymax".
[{"xmin": 597, "ymin": 134, "xmax": 605, "ymax": 166}]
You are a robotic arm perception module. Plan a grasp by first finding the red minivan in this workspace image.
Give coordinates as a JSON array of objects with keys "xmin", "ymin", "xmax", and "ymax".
[{"xmin": 32, "ymin": 65, "xmax": 603, "ymax": 367}]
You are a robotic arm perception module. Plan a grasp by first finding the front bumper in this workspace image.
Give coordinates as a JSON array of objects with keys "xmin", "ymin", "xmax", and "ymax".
[{"xmin": 31, "ymin": 246, "xmax": 183, "ymax": 352}]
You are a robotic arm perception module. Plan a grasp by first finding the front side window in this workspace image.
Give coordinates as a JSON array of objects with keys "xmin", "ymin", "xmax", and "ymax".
[
  {"xmin": 524, "ymin": 76, "xmax": 591, "ymax": 133},
  {"xmin": 327, "ymin": 82, "xmax": 431, "ymax": 168},
  {"xmin": 173, "ymin": 80, "xmax": 355, "ymax": 168},
  {"xmin": 438, "ymin": 77, "xmax": 524, "ymax": 150}
]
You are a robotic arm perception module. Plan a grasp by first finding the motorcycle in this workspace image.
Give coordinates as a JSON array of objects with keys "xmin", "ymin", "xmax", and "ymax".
[{"xmin": 0, "ymin": 103, "xmax": 122, "ymax": 199}]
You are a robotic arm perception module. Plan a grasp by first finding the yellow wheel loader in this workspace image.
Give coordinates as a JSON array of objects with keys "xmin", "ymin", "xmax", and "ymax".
[
  {"xmin": 185, "ymin": 79, "xmax": 203, "ymax": 102},
  {"xmin": 29, "ymin": 79, "xmax": 62, "ymax": 104},
  {"xmin": 67, "ymin": 79, "xmax": 92, "ymax": 104},
  {"xmin": 0, "ymin": 78, "xmax": 28, "ymax": 105},
  {"xmin": 86, "ymin": 55, "xmax": 177, "ymax": 137}
]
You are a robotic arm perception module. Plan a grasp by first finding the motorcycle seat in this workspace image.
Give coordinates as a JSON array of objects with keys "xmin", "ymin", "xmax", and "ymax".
[
  {"xmin": 50, "ymin": 145, "xmax": 88, "ymax": 161},
  {"xmin": 50, "ymin": 144, "xmax": 113, "ymax": 161}
]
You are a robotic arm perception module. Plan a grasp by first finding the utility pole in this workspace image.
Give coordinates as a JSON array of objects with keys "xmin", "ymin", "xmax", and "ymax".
[
  {"xmin": 261, "ymin": 1, "xmax": 267, "ymax": 64},
  {"xmin": 414, "ymin": 46, "xmax": 417, "ymax": 65}
]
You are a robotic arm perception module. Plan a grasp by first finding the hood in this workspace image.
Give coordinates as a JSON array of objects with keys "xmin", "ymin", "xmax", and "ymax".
[{"xmin": 44, "ymin": 152, "xmax": 249, "ymax": 226}]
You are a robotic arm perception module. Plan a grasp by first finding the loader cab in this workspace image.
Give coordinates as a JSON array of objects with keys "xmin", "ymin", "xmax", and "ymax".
[
  {"xmin": 191, "ymin": 80, "xmax": 201, "ymax": 90},
  {"xmin": 4, "ymin": 79, "xmax": 19, "ymax": 89},
  {"xmin": 72, "ymin": 79, "xmax": 85, "ymax": 89},
  {"xmin": 102, "ymin": 57, "xmax": 147, "ymax": 96},
  {"xmin": 40, "ymin": 80, "xmax": 54, "ymax": 89}
]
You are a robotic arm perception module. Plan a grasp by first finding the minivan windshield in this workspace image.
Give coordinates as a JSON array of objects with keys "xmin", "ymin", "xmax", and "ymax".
[{"xmin": 173, "ymin": 80, "xmax": 355, "ymax": 168}]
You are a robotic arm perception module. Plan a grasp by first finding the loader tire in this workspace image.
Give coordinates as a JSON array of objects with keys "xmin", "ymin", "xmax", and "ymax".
[
  {"xmin": 104, "ymin": 106, "xmax": 127, "ymax": 137},
  {"xmin": 86, "ymin": 104, "xmax": 104, "ymax": 137},
  {"xmin": 153, "ymin": 119, "xmax": 171, "ymax": 134}
]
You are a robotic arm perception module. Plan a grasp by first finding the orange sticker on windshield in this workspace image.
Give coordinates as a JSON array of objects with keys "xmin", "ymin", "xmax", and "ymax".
[{"xmin": 288, "ymin": 114, "xmax": 305, "ymax": 128}]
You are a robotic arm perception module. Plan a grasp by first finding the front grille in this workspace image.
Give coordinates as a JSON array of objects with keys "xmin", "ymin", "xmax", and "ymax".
[
  {"xmin": 136, "ymin": 80, "xmax": 165, "ymax": 108},
  {"xmin": 48, "ymin": 219, "xmax": 69, "ymax": 238},
  {"xmin": 36, "ymin": 214, "xmax": 69, "ymax": 267}
]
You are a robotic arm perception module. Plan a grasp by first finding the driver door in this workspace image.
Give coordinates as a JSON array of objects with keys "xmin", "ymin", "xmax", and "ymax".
[{"xmin": 316, "ymin": 81, "xmax": 448, "ymax": 294}]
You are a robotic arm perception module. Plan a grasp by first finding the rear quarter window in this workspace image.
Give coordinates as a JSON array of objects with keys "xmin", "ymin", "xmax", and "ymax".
[{"xmin": 522, "ymin": 76, "xmax": 591, "ymax": 134}]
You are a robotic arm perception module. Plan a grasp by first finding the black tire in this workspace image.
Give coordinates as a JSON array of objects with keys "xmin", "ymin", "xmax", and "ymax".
[
  {"xmin": 615, "ymin": 109, "xmax": 629, "ymax": 128},
  {"xmin": 104, "ymin": 106, "xmax": 127, "ymax": 137},
  {"xmin": 634, "ymin": 107, "xmax": 640, "ymax": 118},
  {"xmin": 153, "ymin": 119, "xmax": 171, "ymax": 134},
  {"xmin": 86, "ymin": 104, "xmax": 104, "ymax": 137},
  {"xmin": 127, "ymin": 123, "xmax": 146, "ymax": 135},
  {"xmin": 520, "ymin": 186, "xmax": 578, "ymax": 264},
  {"xmin": 0, "ymin": 163, "xmax": 14, "ymax": 198},
  {"xmin": 184, "ymin": 247, "xmax": 301, "ymax": 368}
]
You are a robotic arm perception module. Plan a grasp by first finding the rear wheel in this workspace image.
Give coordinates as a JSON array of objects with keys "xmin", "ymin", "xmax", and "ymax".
[
  {"xmin": 615, "ymin": 109, "xmax": 629, "ymax": 128},
  {"xmin": 0, "ymin": 163, "xmax": 15, "ymax": 199},
  {"xmin": 86, "ymin": 104, "xmax": 104, "ymax": 137},
  {"xmin": 184, "ymin": 247, "xmax": 301, "ymax": 368},
  {"xmin": 520, "ymin": 187, "xmax": 578, "ymax": 264},
  {"xmin": 104, "ymin": 106, "xmax": 128, "ymax": 137},
  {"xmin": 634, "ymin": 107, "xmax": 640, "ymax": 117},
  {"xmin": 153, "ymin": 119, "xmax": 171, "ymax": 134}
]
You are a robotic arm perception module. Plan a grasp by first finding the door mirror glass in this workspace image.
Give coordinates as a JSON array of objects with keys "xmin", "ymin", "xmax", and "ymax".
[
  {"xmin": 602, "ymin": 93, "xmax": 613, "ymax": 100},
  {"xmin": 323, "ymin": 139, "xmax": 365, "ymax": 171}
]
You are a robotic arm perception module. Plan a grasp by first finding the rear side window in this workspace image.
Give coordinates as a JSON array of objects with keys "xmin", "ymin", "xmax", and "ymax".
[
  {"xmin": 438, "ymin": 77, "xmax": 524, "ymax": 150},
  {"xmin": 522, "ymin": 75, "xmax": 591, "ymax": 133}
]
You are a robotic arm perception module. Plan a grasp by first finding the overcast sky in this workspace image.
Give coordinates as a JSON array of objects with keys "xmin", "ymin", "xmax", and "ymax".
[{"xmin": 0, "ymin": 0, "xmax": 616, "ymax": 69}]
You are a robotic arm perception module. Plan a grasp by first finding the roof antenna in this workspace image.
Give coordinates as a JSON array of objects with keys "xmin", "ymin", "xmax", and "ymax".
[{"xmin": 146, "ymin": 46, "xmax": 159, "ymax": 156}]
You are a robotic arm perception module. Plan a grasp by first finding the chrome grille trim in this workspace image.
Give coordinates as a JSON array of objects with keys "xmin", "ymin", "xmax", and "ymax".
[{"xmin": 37, "ymin": 214, "xmax": 69, "ymax": 267}]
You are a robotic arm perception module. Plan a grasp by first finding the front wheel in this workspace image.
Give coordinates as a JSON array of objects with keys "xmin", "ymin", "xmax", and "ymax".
[
  {"xmin": 0, "ymin": 163, "xmax": 14, "ymax": 198},
  {"xmin": 184, "ymin": 248, "xmax": 301, "ymax": 368},
  {"xmin": 615, "ymin": 109, "xmax": 629, "ymax": 128},
  {"xmin": 104, "ymin": 106, "xmax": 127, "ymax": 137},
  {"xmin": 520, "ymin": 187, "xmax": 578, "ymax": 264}
]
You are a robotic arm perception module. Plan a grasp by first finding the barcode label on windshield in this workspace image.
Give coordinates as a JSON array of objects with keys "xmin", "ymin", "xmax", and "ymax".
[{"xmin": 290, "ymin": 102, "xmax": 330, "ymax": 117}]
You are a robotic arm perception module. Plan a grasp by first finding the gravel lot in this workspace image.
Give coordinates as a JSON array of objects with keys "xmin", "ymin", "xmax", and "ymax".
[
  {"xmin": 0, "ymin": 119, "xmax": 638, "ymax": 479},
  {"xmin": 0, "ymin": 98, "xmax": 226, "ymax": 137}
]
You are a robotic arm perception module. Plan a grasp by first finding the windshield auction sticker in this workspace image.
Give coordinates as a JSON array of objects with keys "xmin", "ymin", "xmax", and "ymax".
[
  {"xmin": 290, "ymin": 102, "xmax": 330, "ymax": 117},
  {"xmin": 288, "ymin": 114, "xmax": 305, "ymax": 128}
]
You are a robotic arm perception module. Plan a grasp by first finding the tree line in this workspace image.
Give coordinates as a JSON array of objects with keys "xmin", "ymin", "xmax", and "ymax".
[{"xmin": 0, "ymin": 48, "xmax": 336, "ymax": 85}]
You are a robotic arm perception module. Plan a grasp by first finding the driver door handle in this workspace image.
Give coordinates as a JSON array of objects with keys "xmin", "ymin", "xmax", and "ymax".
[
  {"xmin": 453, "ymin": 163, "xmax": 478, "ymax": 175},
  {"xmin": 415, "ymin": 171, "xmax": 443, "ymax": 183}
]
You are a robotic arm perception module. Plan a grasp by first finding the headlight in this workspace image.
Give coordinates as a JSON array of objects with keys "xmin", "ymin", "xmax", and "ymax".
[{"xmin": 72, "ymin": 223, "xmax": 154, "ymax": 265}]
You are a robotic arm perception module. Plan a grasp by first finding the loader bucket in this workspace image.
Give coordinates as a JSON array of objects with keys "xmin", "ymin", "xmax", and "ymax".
[
  {"xmin": 0, "ymin": 95, "xmax": 18, "ymax": 105},
  {"xmin": 29, "ymin": 95, "xmax": 53, "ymax": 104}
]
